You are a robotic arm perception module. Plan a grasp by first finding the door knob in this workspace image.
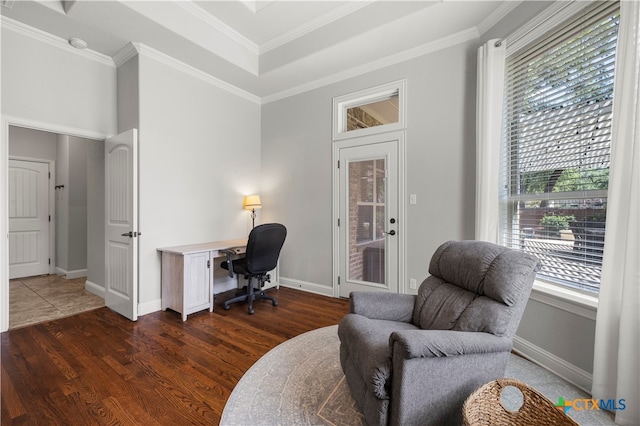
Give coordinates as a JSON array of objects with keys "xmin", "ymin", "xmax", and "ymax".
[
  {"xmin": 383, "ymin": 230, "xmax": 396, "ymax": 236},
  {"xmin": 121, "ymin": 231, "xmax": 141, "ymax": 237}
]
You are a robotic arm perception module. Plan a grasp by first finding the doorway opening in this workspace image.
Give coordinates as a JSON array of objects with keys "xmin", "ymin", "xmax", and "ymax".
[{"xmin": 7, "ymin": 125, "xmax": 105, "ymax": 329}]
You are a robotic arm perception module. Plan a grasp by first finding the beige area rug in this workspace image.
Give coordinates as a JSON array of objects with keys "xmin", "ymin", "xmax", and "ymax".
[
  {"xmin": 221, "ymin": 325, "xmax": 614, "ymax": 426},
  {"xmin": 221, "ymin": 325, "xmax": 364, "ymax": 426}
]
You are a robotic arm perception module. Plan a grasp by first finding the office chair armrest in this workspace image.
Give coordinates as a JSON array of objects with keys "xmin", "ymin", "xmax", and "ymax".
[{"xmin": 220, "ymin": 249, "xmax": 237, "ymax": 278}]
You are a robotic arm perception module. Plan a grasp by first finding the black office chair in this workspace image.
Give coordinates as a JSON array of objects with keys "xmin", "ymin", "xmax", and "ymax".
[{"xmin": 221, "ymin": 223, "xmax": 287, "ymax": 315}]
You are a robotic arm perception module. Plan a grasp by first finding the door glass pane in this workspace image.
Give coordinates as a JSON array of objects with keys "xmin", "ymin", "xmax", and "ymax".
[{"xmin": 348, "ymin": 158, "xmax": 386, "ymax": 284}]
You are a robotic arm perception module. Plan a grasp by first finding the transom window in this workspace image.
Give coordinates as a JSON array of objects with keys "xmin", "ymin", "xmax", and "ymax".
[
  {"xmin": 333, "ymin": 80, "xmax": 406, "ymax": 140},
  {"xmin": 500, "ymin": 1, "xmax": 619, "ymax": 294}
]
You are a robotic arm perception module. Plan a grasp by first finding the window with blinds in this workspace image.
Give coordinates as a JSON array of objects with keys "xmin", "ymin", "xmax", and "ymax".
[{"xmin": 500, "ymin": 1, "xmax": 619, "ymax": 294}]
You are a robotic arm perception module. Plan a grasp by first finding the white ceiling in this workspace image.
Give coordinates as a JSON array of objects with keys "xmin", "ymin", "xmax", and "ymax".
[{"xmin": 1, "ymin": 0, "xmax": 514, "ymax": 101}]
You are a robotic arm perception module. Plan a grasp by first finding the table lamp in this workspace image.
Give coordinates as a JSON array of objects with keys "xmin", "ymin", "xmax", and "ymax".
[{"xmin": 244, "ymin": 195, "xmax": 262, "ymax": 228}]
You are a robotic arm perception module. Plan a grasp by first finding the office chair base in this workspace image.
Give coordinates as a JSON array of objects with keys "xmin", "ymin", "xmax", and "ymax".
[{"xmin": 223, "ymin": 283, "xmax": 278, "ymax": 315}]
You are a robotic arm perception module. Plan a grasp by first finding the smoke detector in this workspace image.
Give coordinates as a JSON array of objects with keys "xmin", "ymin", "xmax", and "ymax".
[{"xmin": 69, "ymin": 37, "xmax": 88, "ymax": 50}]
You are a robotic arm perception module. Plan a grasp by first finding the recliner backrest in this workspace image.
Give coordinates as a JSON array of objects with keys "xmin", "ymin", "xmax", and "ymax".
[
  {"xmin": 412, "ymin": 240, "xmax": 540, "ymax": 337},
  {"xmin": 245, "ymin": 223, "xmax": 287, "ymax": 274}
]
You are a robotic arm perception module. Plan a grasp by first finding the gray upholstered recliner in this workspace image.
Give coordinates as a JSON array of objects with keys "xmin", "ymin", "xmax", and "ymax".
[{"xmin": 338, "ymin": 240, "xmax": 541, "ymax": 426}]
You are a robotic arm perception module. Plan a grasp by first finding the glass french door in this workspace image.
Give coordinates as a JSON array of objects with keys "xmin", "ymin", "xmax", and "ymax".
[{"xmin": 337, "ymin": 137, "xmax": 399, "ymax": 297}]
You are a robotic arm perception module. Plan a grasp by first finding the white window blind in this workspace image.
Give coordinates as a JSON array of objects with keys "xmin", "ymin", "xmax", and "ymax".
[{"xmin": 500, "ymin": 1, "xmax": 619, "ymax": 294}]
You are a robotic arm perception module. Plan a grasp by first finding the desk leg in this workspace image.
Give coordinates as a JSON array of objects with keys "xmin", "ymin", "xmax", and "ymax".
[{"xmin": 209, "ymin": 252, "xmax": 215, "ymax": 313}]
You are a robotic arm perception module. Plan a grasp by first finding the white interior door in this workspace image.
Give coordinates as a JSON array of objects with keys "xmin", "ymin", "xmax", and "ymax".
[
  {"xmin": 337, "ymin": 136, "xmax": 400, "ymax": 298},
  {"xmin": 105, "ymin": 129, "xmax": 138, "ymax": 321},
  {"xmin": 8, "ymin": 160, "xmax": 51, "ymax": 279}
]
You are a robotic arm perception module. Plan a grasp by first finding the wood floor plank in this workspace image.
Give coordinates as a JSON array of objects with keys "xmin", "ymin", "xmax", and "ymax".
[
  {"xmin": 1, "ymin": 287, "xmax": 349, "ymax": 425},
  {"xmin": 0, "ymin": 364, "xmax": 26, "ymax": 421}
]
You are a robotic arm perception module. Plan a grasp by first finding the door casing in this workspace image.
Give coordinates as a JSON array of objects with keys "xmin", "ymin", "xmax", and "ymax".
[{"xmin": 332, "ymin": 131, "xmax": 406, "ymax": 297}]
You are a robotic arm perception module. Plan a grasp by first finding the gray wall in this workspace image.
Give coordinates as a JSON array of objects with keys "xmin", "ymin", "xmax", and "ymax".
[
  {"xmin": 261, "ymin": 40, "xmax": 477, "ymax": 293},
  {"xmin": 117, "ymin": 54, "xmax": 140, "ymax": 133},
  {"xmin": 1, "ymin": 28, "xmax": 117, "ymax": 135},
  {"xmin": 55, "ymin": 135, "xmax": 89, "ymax": 273},
  {"xmin": 8, "ymin": 126, "xmax": 57, "ymax": 160},
  {"xmin": 136, "ymin": 52, "xmax": 262, "ymax": 309},
  {"xmin": 86, "ymin": 140, "xmax": 105, "ymax": 288},
  {"xmin": 56, "ymin": 135, "xmax": 70, "ymax": 271}
]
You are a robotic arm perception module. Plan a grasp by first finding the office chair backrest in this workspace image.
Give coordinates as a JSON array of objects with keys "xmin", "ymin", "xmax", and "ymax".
[{"xmin": 245, "ymin": 223, "xmax": 287, "ymax": 274}]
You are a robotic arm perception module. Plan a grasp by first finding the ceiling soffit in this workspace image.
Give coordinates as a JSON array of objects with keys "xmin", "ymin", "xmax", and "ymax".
[{"xmin": 0, "ymin": 0, "xmax": 518, "ymax": 101}]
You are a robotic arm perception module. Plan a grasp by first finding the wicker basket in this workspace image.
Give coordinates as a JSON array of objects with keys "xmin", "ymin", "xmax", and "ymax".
[{"xmin": 462, "ymin": 378, "xmax": 579, "ymax": 426}]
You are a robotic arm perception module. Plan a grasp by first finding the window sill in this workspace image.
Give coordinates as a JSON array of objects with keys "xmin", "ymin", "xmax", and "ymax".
[{"xmin": 529, "ymin": 280, "xmax": 598, "ymax": 320}]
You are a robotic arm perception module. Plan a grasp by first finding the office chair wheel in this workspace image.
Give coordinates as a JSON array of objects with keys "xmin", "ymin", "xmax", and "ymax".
[
  {"xmin": 272, "ymin": 300, "xmax": 278, "ymax": 307},
  {"xmin": 248, "ymin": 307, "xmax": 254, "ymax": 315},
  {"xmin": 224, "ymin": 304, "xmax": 230, "ymax": 310}
]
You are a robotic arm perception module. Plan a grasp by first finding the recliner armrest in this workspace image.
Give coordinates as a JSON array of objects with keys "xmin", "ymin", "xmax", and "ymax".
[
  {"xmin": 390, "ymin": 330, "xmax": 512, "ymax": 359},
  {"xmin": 350, "ymin": 292, "xmax": 416, "ymax": 322}
]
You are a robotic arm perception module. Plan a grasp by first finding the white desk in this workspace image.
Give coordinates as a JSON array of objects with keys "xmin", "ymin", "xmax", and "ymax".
[{"xmin": 157, "ymin": 238, "xmax": 246, "ymax": 321}]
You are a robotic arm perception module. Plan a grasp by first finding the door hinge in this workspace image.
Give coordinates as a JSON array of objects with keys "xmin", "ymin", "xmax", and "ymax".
[
  {"xmin": 207, "ymin": 260, "xmax": 210, "ymax": 268},
  {"xmin": 49, "ymin": 215, "xmax": 51, "ymax": 222},
  {"xmin": 337, "ymin": 218, "xmax": 340, "ymax": 227},
  {"xmin": 338, "ymin": 276, "xmax": 340, "ymax": 285},
  {"xmin": 337, "ymin": 160, "xmax": 340, "ymax": 169},
  {"xmin": 48, "ymin": 258, "xmax": 51, "ymax": 265},
  {"xmin": 48, "ymin": 172, "xmax": 51, "ymax": 179}
]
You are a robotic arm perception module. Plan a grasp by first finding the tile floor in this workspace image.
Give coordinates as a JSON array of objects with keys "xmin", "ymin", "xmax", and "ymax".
[{"xmin": 9, "ymin": 274, "xmax": 105, "ymax": 330}]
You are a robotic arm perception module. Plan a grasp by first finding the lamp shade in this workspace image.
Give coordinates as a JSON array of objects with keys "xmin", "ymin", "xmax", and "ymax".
[{"xmin": 243, "ymin": 195, "xmax": 262, "ymax": 210}]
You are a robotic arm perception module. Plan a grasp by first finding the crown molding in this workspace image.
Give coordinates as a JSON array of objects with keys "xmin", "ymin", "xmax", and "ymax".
[
  {"xmin": 505, "ymin": 0, "xmax": 590, "ymax": 57},
  {"xmin": 0, "ymin": 16, "xmax": 115, "ymax": 67},
  {"xmin": 239, "ymin": 0, "xmax": 274, "ymax": 14},
  {"xmin": 260, "ymin": 1, "xmax": 373, "ymax": 54},
  {"xmin": 262, "ymin": 26, "xmax": 480, "ymax": 105},
  {"xmin": 135, "ymin": 43, "xmax": 260, "ymax": 105},
  {"xmin": 176, "ymin": 1, "xmax": 258, "ymax": 55},
  {"xmin": 477, "ymin": 0, "xmax": 522, "ymax": 36},
  {"xmin": 113, "ymin": 42, "xmax": 139, "ymax": 67},
  {"xmin": 2, "ymin": 5, "xmax": 504, "ymax": 108}
]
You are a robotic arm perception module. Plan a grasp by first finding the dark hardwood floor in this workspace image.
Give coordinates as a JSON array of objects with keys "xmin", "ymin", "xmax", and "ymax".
[{"xmin": 1, "ymin": 287, "xmax": 350, "ymax": 425}]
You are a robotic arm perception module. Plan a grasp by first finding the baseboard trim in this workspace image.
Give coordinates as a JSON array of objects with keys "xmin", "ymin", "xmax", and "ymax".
[
  {"xmin": 55, "ymin": 267, "xmax": 87, "ymax": 279},
  {"xmin": 84, "ymin": 282, "xmax": 163, "ymax": 319},
  {"xmin": 138, "ymin": 299, "xmax": 162, "ymax": 317},
  {"xmin": 513, "ymin": 335, "xmax": 593, "ymax": 393},
  {"xmin": 85, "ymin": 280, "xmax": 105, "ymax": 298},
  {"xmin": 278, "ymin": 277, "xmax": 333, "ymax": 297},
  {"xmin": 65, "ymin": 269, "xmax": 88, "ymax": 279}
]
